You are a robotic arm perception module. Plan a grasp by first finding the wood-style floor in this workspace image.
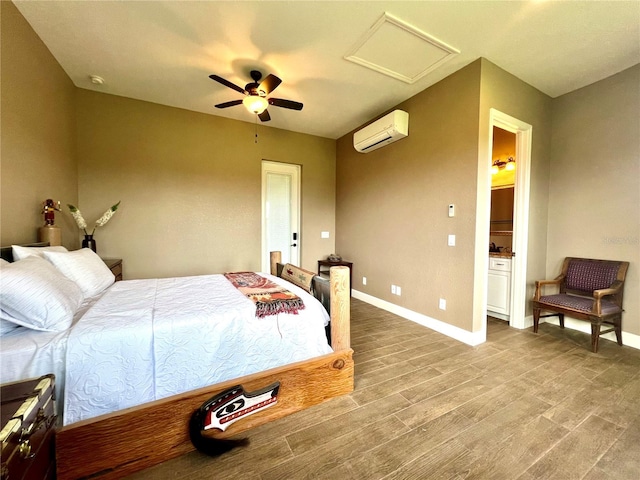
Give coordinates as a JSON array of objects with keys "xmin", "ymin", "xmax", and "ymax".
[{"xmin": 127, "ymin": 298, "xmax": 640, "ymax": 479}]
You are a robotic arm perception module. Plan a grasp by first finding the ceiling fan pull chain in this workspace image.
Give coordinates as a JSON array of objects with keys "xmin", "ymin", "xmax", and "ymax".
[{"xmin": 255, "ymin": 115, "xmax": 259, "ymax": 144}]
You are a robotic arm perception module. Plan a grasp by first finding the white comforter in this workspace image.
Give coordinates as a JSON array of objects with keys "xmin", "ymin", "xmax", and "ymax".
[{"xmin": 1, "ymin": 273, "xmax": 331, "ymax": 425}]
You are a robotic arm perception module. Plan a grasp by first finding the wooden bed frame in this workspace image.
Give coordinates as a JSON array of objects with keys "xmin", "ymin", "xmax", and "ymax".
[{"xmin": 50, "ymin": 251, "xmax": 353, "ymax": 479}]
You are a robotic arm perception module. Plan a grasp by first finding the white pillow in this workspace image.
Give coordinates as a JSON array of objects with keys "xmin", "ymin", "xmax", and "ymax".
[
  {"xmin": 12, "ymin": 245, "xmax": 68, "ymax": 261},
  {"xmin": 0, "ymin": 318, "xmax": 21, "ymax": 335},
  {"xmin": 0, "ymin": 256, "xmax": 84, "ymax": 331},
  {"xmin": 44, "ymin": 248, "xmax": 114, "ymax": 297}
]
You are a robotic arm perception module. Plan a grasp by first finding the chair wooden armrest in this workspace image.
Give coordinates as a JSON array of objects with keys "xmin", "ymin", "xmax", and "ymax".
[
  {"xmin": 593, "ymin": 280, "xmax": 624, "ymax": 300},
  {"xmin": 533, "ymin": 276, "xmax": 563, "ymax": 300},
  {"xmin": 591, "ymin": 280, "xmax": 624, "ymax": 315}
]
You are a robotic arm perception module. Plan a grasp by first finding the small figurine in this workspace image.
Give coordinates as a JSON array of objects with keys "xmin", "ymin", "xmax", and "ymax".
[{"xmin": 42, "ymin": 199, "xmax": 61, "ymax": 226}]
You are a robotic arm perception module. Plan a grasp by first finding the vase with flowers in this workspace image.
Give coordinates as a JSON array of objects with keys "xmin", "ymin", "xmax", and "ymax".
[{"xmin": 68, "ymin": 201, "xmax": 121, "ymax": 253}]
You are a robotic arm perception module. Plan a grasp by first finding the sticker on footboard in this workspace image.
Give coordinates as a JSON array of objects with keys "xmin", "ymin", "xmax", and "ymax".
[{"xmin": 202, "ymin": 381, "xmax": 280, "ymax": 432}]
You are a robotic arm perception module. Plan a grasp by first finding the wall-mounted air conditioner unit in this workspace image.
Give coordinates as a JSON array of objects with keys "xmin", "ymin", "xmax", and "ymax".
[{"xmin": 353, "ymin": 110, "xmax": 409, "ymax": 153}]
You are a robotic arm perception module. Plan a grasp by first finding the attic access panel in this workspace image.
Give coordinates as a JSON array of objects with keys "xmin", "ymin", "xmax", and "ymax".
[{"xmin": 344, "ymin": 12, "xmax": 459, "ymax": 84}]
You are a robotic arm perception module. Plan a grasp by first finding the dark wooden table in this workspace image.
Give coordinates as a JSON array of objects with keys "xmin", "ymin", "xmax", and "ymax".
[
  {"xmin": 101, "ymin": 258, "xmax": 123, "ymax": 281},
  {"xmin": 318, "ymin": 259, "xmax": 352, "ymax": 296}
]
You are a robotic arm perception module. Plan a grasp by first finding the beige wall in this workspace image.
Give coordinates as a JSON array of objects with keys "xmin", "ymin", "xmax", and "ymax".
[
  {"xmin": 76, "ymin": 90, "xmax": 335, "ymax": 279},
  {"xmin": 1, "ymin": 2, "xmax": 335, "ymax": 278},
  {"xmin": 4, "ymin": 1, "xmax": 637, "ymax": 341},
  {"xmin": 0, "ymin": 1, "xmax": 79, "ymax": 248},
  {"xmin": 336, "ymin": 60, "xmax": 482, "ymax": 331},
  {"xmin": 547, "ymin": 64, "xmax": 639, "ymax": 335},
  {"xmin": 479, "ymin": 59, "xmax": 553, "ymax": 324},
  {"xmin": 336, "ymin": 59, "xmax": 553, "ymax": 335}
]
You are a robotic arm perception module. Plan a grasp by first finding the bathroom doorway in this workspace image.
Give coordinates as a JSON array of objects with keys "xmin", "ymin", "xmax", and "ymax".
[
  {"xmin": 474, "ymin": 108, "xmax": 532, "ymax": 343},
  {"xmin": 488, "ymin": 127, "xmax": 516, "ymax": 324}
]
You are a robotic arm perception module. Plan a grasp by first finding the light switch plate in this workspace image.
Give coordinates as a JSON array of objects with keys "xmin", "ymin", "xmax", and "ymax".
[{"xmin": 321, "ymin": 231, "xmax": 330, "ymax": 239}]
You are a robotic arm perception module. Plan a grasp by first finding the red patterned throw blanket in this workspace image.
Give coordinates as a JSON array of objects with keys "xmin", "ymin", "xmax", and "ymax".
[{"xmin": 224, "ymin": 272, "xmax": 305, "ymax": 318}]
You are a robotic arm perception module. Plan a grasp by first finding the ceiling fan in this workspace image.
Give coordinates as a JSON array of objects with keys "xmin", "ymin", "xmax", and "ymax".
[{"xmin": 209, "ymin": 70, "xmax": 303, "ymax": 122}]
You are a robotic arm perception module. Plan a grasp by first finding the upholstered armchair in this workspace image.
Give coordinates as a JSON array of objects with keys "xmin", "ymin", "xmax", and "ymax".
[{"xmin": 532, "ymin": 257, "xmax": 629, "ymax": 352}]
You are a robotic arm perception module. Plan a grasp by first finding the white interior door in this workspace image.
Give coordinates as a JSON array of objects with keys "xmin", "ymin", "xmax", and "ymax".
[{"xmin": 261, "ymin": 161, "xmax": 300, "ymax": 272}]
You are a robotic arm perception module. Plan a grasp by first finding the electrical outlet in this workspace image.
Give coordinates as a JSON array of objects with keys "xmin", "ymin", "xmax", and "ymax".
[
  {"xmin": 391, "ymin": 285, "xmax": 396, "ymax": 294},
  {"xmin": 396, "ymin": 286, "xmax": 401, "ymax": 296},
  {"xmin": 362, "ymin": 276, "xmax": 367, "ymax": 286},
  {"xmin": 321, "ymin": 231, "xmax": 330, "ymax": 239},
  {"xmin": 439, "ymin": 298, "xmax": 447, "ymax": 310},
  {"xmin": 448, "ymin": 234, "xmax": 456, "ymax": 246}
]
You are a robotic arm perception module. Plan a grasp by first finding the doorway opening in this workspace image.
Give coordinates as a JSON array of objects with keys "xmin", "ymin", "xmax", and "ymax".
[
  {"xmin": 477, "ymin": 109, "xmax": 532, "ymax": 342},
  {"xmin": 261, "ymin": 161, "xmax": 301, "ymax": 272},
  {"xmin": 488, "ymin": 127, "xmax": 516, "ymax": 325}
]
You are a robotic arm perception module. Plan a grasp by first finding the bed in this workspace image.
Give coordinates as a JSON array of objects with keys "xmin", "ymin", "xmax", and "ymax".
[{"xmin": 0, "ymin": 245, "xmax": 353, "ymax": 479}]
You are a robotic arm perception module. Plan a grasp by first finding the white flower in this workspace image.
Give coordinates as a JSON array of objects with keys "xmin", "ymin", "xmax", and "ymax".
[
  {"xmin": 68, "ymin": 201, "xmax": 120, "ymax": 235},
  {"xmin": 68, "ymin": 205, "xmax": 88, "ymax": 232},
  {"xmin": 95, "ymin": 201, "xmax": 121, "ymax": 227},
  {"xmin": 95, "ymin": 210, "xmax": 114, "ymax": 227}
]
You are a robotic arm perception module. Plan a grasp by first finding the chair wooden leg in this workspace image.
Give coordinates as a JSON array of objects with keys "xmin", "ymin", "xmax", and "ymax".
[
  {"xmin": 614, "ymin": 316, "xmax": 623, "ymax": 346},
  {"xmin": 533, "ymin": 308, "xmax": 540, "ymax": 333},
  {"xmin": 558, "ymin": 313, "xmax": 565, "ymax": 329},
  {"xmin": 591, "ymin": 323, "xmax": 600, "ymax": 353}
]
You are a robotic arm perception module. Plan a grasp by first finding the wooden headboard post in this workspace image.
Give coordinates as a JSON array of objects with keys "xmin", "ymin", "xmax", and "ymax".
[{"xmin": 269, "ymin": 251, "xmax": 282, "ymax": 275}]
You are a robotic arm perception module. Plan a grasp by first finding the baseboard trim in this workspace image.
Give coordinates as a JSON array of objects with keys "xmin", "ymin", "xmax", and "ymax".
[
  {"xmin": 352, "ymin": 290, "xmax": 485, "ymax": 347},
  {"xmin": 540, "ymin": 317, "xmax": 640, "ymax": 351},
  {"xmin": 488, "ymin": 311, "xmax": 509, "ymax": 322},
  {"xmin": 352, "ymin": 290, "xmax": 640, "ymax": 352}
]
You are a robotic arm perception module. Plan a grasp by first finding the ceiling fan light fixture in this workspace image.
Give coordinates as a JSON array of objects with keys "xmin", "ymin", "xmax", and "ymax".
[
  {"xmin": 210, "ymin": 71, "xmax": 301, "ymax": 122},
  {"xmin": 243, "ymin": 95, "xmax": 268, "ymax": 114}
]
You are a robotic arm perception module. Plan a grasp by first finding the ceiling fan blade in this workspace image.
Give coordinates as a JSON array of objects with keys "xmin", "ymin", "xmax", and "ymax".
[
  {"xmin": 268, "ymin": 98, "xmax": 303, "ymax": 111},
  {"xmin": 258, "ymin": 109, "xmax": 271, "ymax": 122},
  {"xmin": 259, "ymin": 74, "xmax": 282, "ymax": 95},
  {"xmin": 209, "ymin": 74, "xmax": 247, "ymax": 95},
  {"xmin": 215, "ymin": 99, "xmax": 243, "ymax": 109}
]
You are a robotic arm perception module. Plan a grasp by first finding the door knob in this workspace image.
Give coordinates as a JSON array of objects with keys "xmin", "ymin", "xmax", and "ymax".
[{"xmin": 291, "ymin": 243, "xmax": 297, "ymax": 247}]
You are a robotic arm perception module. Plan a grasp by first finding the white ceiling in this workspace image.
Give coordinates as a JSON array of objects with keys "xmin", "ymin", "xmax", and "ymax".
[{"xmin": 14, "ymin": 1, "xmax": 640, "ymax": 139}]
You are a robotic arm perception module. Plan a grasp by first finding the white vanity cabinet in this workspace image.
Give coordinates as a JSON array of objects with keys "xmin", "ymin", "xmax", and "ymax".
[{"xmin": 487, "ymin": 256, "xmax": 512, "ymax": 317}]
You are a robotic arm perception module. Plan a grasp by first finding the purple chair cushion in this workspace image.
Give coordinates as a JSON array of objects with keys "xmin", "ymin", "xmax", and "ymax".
[
  {"xmin": 565, "ymin": 259, "xmax": 619, "ymax": 293},
  {"xmin": 539, "ymin": 294, "xmax": 621, "ymax": 315}
]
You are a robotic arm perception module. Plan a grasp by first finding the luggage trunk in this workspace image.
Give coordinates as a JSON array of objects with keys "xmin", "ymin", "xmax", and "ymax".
[{"xmin": 1, "ymin": 375, "xmax": 56, "ymax": 480}]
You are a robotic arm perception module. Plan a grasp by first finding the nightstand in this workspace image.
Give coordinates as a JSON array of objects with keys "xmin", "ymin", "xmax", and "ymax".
[
  {"xmin": 102, "ymin": 258, "xmax": 123, "ymax": 281},
  {"xmin": 317, "ymin": 259, "xmax": 352, "ymax": 296}
]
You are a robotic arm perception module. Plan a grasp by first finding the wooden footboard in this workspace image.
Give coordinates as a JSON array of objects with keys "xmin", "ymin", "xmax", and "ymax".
[{"xmin": 56, "ymin": 256, "xmax": 353, "ymax": 480}]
